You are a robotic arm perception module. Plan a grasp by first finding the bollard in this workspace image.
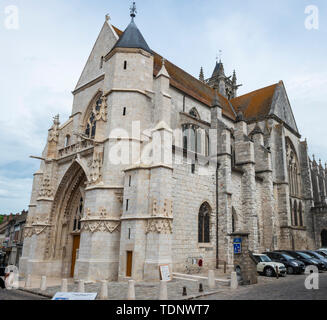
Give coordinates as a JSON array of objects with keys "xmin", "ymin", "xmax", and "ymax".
[
  {"xmin": 276, "ymin": 267, "xmax": 279, "ymax": 279},
  {"xmin": 78, "ymin": 280, "xmax": 85, "ymax": 293},
  {"xmin": 25, "ymin": 275, "xmax": 32, "ymax": 288},
  {"xmin": 182, "ymin": 286, "xmax": 187, "ymax": 296},
  {"xmin": 40, "ymin": 276, "xmax": 47, "ymax": 291},
  {"xmin": 208, "ymin": 270, "xmax": 215, "ymax": 289},
  {"xmin": 224, "ymin": 262, "xmax": 227, "ymax": 274},
  {"xmin": 100, "ymin": 280, "xmax": 108, "ymax": 300},
  {"xmin": 127, "ymin": 280, "xmax": 136, "ymax": 300},
  {"xmin": 61, "ymin": 279, "xmax": 68, "ymax": 293},
  {"xmin": 199, "ymin": 283, "xmax": 204, "ymax": 293},
  {"xmin": 230, "ymin": 272, "xmax": 238, "ymax": 290},
  {"xmin": 159, "ymin": 280, "xmax": 168, "ymax": 300}
]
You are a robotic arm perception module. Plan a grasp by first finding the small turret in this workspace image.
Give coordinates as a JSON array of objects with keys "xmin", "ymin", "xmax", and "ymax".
[{"xmin": 199, "ymin": 67, "xmax": 204, "ymax": 82}]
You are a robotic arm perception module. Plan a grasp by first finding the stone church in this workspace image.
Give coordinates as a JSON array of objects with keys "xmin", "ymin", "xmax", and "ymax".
[{"xmin": 20, "ymin": 6, "xmax": 327, "ymax": 282}]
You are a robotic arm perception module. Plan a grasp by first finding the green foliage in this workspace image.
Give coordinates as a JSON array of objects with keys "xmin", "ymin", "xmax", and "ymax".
[{"xmin": 0, "ymin": 215, "xmax": 3, "ymax": 224}]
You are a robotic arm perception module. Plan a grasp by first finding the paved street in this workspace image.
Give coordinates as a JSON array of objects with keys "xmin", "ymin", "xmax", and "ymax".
[
  {"xmin": 0, "ymin": 289, "xmax": 47, "ymax": 300},
  {"xmin": 198, "ymin": 273, "xmax": 327, "ymax": 300},
  {"xmin": 0, "ymin": 273, "xmax": 326, "ymax": 300}
]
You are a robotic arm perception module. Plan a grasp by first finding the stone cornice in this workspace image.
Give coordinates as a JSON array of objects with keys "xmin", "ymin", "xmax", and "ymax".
[
  {"xmin": 72, "ymin": 74, "xmax": 105, "ymax": 95},
  {"xmin": 104, "ymin": 47, "xmax": 152, "ymax": 61},
  {"xmin": 104, "ymin": 88, "xmax": 152, "ymax": 100}
]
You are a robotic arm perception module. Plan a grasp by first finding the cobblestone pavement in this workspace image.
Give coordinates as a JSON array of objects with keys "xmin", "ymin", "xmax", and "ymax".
[
  {"xmin": 197, "ymin": 273, "xmax": 327, "ymax": 300},
  {"xmin": 0, "ymin": 289, "xmax": 47, "ymax": 300},
  {"xmin": 20, "ymin": 278, "xmax": 229, "ymax": 300}
]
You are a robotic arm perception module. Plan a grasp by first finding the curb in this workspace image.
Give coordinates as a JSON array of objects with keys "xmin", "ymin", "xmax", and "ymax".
[{"xmin": 18, "ymin": 288, "xmax": 52, "ymax": 299}]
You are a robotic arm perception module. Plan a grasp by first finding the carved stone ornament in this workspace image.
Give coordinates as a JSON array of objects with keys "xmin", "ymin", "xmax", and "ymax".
[
  {"xmin": 81, "ymin": 207, "xmax": 120, "ymax": 233},
  {"xmin": 88, "ymin": 151, "xmax": 103, "ymax": 186},
  {"xmin": 115, "ymin": 191, "xmax": 124, "ymax": 204},
  {"xmin": 145, "ymin": 219, "xmax": 173, "ymax": 234},
  {"xmin": 93, "ymin": 95, "xmax": 108, "ymax": 122},
  {"xmin": 48, "ymin": 114, "xmax": 60, "ymax": 143},
  {"xmin": 146, "ymin": 198, "xmax": 173, "ymax": 234},
  {"xmin": 24, "ymin": 216, "xmax": 52, "ymax": 238},
  {"xmin": 151, "ymin": 198, "xmax": 173, "ymax": 218},
  {"xmin": 39, "ymin": 174, "xmax": 54, "ymax": 198}
]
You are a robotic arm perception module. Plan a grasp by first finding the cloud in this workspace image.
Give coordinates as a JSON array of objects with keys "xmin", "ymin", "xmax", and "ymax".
[{"xmin": 0, "ymin": 0, "xmax": 326, "ymax": 213}]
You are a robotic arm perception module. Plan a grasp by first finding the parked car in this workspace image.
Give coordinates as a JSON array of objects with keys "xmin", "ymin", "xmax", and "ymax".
[
  {"xmin": 317, "ymin": 250, "xmax": 327, "ymax": 258},
  {"xmin": 276, "ymin": 250, "xmax": 325, "ymax": 271},
  {"xmin": 252, "ymin": 254, "xmax": 287, "ymax": 277},
  {"xmin": 300, "ymin": 251, "xmax": 327, "ymax": 270},
  {"xmin": 318, "ymin": 249, "xmax": 327, "ymax": 256},
  {"xmin": 264, "ymin": 251, "xmax": 305, "ymax": 274}
]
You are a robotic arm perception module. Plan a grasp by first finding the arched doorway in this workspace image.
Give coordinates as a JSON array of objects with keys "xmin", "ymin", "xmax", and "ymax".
[
  {"xmin": 321, "ymin": 230, "xmax": 327, "ymax": 248},
  {"xmin": 46, "ymin": 162, "xmax": 88, "ymax": 278}
]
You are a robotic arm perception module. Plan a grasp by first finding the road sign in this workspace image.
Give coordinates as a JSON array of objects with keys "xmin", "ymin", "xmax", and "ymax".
[
  {"xmin": 233, "ymin": 238, "xmax": 242, "ymax": 244},
  {"xmin": 234, "ymin": 243, "xmax": 242, "ymax": 254}
]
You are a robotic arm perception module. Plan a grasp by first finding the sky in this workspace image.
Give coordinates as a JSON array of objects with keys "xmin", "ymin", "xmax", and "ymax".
[{"xmin": 0, "ymin": 0, "xmax": 326, "ymax": 214}]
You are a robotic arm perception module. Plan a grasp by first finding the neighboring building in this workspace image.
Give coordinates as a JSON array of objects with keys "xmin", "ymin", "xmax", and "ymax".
[
  {"xmin": 2, "ymin": 211, "xmax": 27, "ymax": 267},
  {"xmin": 310, "ymin": 158, "xmax": 327, "ymax": 248},
  {"xmin": 20, "ymin": 7, "xmax": 326, "ymax": 282}
]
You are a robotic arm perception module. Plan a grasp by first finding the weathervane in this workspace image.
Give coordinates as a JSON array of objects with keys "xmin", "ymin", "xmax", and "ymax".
[
  {"xmin": 217, "ymin": 50, "xmax": 222, "ymax": 62},
  {"xmin": 130, "ymin": 2, "xmax": 137, "ymax": 18}
]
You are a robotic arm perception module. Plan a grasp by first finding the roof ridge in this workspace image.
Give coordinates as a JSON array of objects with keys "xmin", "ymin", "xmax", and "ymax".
[{"xmin": 231, "ymin": 82, "xmax": 279, "ymax": 101}]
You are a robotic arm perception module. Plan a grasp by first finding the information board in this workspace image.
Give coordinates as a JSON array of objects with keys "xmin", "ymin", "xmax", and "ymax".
[
  {"xmin": 52, "ymin": 292, "xmax": 98, "ymax": 300},
  {"xmin": 159, "ymin": 265, "xmax": 172, "ymax": 282}
]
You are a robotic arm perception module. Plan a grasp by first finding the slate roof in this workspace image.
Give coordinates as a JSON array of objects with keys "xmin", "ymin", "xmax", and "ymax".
[
  {"xmin": 112, "ymin": 26, "xmax": 236, "ymax": 121},
  {"xmin": 112, "ymin": 19, "xmax": 152, "ymax": 54},
  {"xmin": 111, "ymin": 24, "xmax": 297, "ymax": 131}
]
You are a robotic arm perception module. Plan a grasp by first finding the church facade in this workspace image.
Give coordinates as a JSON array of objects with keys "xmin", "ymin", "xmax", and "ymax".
[{"xmin": 20, "ymin": 8, "xmax": 327, "ymax": 282}]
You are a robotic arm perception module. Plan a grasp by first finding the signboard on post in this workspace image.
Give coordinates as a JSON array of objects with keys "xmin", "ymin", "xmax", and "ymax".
[
  {"xmin": 52, "ymin": 292, "xmax": 98, "ymax": 300},
  {"xmin": 233, "ymin": 237, "xmax": 242, "ymax": 254},
  {"xmin": 159, "ymin": 265, "xmax": 172, "ymax": 282}
]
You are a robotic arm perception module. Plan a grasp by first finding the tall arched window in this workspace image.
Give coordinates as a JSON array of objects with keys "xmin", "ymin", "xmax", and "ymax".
[
  {"xmin": 232, "ymin": 207, "xmax": 237, "ymax": 233},
  {"xmin": 290, "ymin": 199, "xmax": 293, "ymax": 226},
  {"xmin": 293, "ymin": 201, "xmax": 298, "ymax": 227},
  {"xmin": 286, "ymin": 139, "xmax": 301, "ymax": 198},
  {"xmin": 182, "ymin": 124, "xmax": 209, "ymax": 155},
  {"xmin": 286, "ymin": 139, "xmax": 302, "ymax": 227},
  {"xmin": 198, "ymin": 202, "xmax": 211, "ymax": 243},
  {"xmin": 84, "ymin": 96, "xmax": 103, "ymax": 139},
  {"xmin": 65, "ymin": 135, "xmax": 71, "ymax": 147},
  {"xmin": 298, "ymin": 202, "xmax": 303, "ymax": 227}
]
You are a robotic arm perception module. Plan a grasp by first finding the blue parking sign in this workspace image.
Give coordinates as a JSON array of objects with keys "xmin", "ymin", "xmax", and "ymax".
[{"xmin": 234, "ymin": 243, "xmax": 242, "ymax": 254}]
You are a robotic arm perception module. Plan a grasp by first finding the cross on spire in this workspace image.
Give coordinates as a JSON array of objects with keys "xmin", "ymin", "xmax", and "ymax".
[
  {"xmin": 216, "ymin": 50, "xmax": 222, "ymax": 63},
  {"xmin": 130, "ymin": 2, "xmax": 137, "ymax": 18}
]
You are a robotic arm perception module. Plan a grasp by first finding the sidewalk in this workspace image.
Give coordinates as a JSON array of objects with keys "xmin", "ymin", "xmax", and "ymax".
[{"xmin": 18, "ymin": 270, "xmax": 231, "ymax": 300}]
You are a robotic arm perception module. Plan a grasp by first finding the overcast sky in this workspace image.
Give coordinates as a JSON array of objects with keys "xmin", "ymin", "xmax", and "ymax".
[{"xmin": 0, "ymin": 0, "xmax": 326, "ymax": 214}]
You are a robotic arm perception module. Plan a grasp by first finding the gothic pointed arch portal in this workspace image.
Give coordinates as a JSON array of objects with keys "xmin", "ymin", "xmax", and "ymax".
[{"xmin": 45, "ymin": 161, "xmax": 88, "ymax": 278}]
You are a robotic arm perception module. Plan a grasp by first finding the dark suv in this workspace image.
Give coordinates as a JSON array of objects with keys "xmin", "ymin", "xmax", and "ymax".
[
  {"xmin": 264, "ymin": 252, "xmax": 305, "ymax": 274},
  {"xmin": 275, "ymin": 250, "xmax": 325, "ymax": 271},
  {"xmin": 300, "ymin": 251, "xmax": 327, "ymax": 270}
]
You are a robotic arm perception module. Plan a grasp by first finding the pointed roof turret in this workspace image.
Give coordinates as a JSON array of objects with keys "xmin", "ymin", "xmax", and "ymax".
[
  {"xmin": 211, "ymin": 59, "xmax": 225, "ymax": 78},
  {"xmin": 157, "ymin": 58, "xmax": 170, "ymax": 78},
  {"xmin": 112, "ymin": 2, "xmax": 152, "ymax": 54},
  {"xmin": 199, "ymin": 67, "xmax": 204, "ymax": 82}
]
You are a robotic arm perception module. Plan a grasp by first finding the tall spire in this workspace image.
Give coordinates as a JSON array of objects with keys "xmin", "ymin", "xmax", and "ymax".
[
  {"xmin": 199, "ymin": 67, "xmax": 204, "ymax": 82},
  {"xmin": 112, "ymin": 1, "xmax": 152, "ymax": 54}
]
